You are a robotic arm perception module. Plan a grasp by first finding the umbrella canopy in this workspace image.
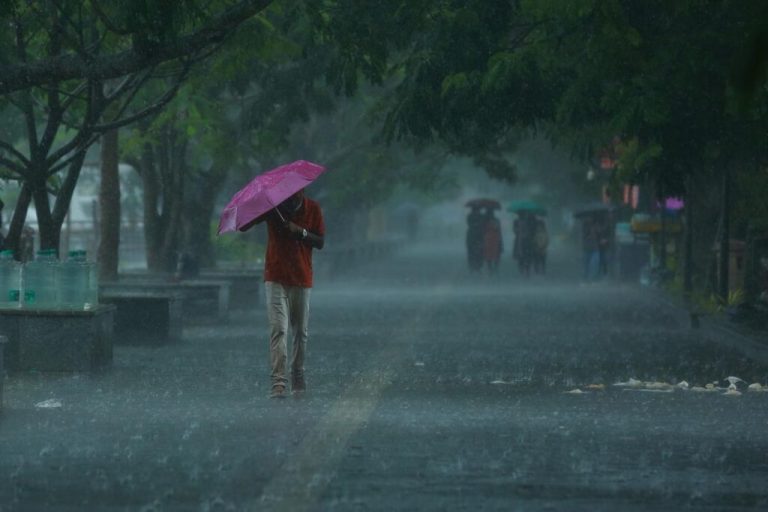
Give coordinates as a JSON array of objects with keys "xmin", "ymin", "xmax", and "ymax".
[
  {"xmin": 465, "ymin": 198, "xmax": 501, "ymax": 209},
  {"xmin": 507, "ymin": 199, "xmax": 547, "ymax": 216},
  {"xmin": 217, "ymin": 160, "xmax": 326, "ymax": 234},
  {"xmin": 573, "ymin": 202, "xmax": 615, "ymax": 219}
]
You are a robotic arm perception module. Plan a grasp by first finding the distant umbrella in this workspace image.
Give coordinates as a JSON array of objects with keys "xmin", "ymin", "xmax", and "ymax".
[{"xmin": 507, "ymin": 200, "xmax": 547, "ymax": 216}]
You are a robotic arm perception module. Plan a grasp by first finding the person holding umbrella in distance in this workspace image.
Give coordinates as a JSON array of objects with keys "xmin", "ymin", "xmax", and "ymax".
[{"xmin": 218, "ymin": 161, "xmax": 326, "ymax": 399}]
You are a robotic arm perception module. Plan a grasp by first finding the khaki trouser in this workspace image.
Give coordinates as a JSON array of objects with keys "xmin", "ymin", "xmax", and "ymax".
[{"xmin": 265, "ymin": 281, "xmax": 311, "ymax": 389}]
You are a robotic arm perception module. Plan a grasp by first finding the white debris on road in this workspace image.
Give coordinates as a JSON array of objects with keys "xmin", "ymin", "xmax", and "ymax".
[
  {"xmin": 613, "ymin": 378, "xmax": 643, "ymax": 388},
  {"xmin": 34, "ymin": 399, "xmax": 62, "ymax": 409},
  {"xmin": 593, "ymin": 376, "xmax": 767, "ymax": 397},
  {"xmin": 690, "ymin": 386, "xmax": 718, "ymax": 392}
]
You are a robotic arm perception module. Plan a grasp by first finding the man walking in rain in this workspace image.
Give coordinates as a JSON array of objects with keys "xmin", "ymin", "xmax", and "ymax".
[{"xmin": 245, "ymin": 189, "xmax": 325, "ymax": 398}]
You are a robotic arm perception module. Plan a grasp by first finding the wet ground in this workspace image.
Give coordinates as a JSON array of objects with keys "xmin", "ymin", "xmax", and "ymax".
[{"xmin": 2, "ymin": 239, "xmax": 768, "ymax": 511}]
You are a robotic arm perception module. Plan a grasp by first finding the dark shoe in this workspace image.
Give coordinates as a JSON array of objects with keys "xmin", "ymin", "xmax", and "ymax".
[
  {"xmin": 292, "ymin": 375, "xmax": 306, "ymax": 395},
  {"xmin": 269, "ymin": 385, "xmax": 287, "ymax": 399}
]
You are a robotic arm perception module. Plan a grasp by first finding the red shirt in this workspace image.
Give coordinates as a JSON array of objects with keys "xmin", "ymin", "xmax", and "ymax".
[{"xmin": 264, "ymin": 197, "xmax": 325, "ymax": 288}]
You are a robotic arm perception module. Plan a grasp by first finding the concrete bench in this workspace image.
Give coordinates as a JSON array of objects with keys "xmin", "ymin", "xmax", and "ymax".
[
  {"xmin": 198, "ymin": 269, "xmax": 262, "ymax": 310},
  {"xmin": 0, "ymin": 305, "xmax": 115, "ymax": 373},
  {"xmin": 99, "ymin": 290, "xmax": 183, "ymax": 345},
  {"xmin": 101, "ymin": 280, "xmax": 230, "ymax": 322},
  {"xmin": 121, "ymin": 269, "xmax": 261, "ymax": 311},
  {"xmin": 177, "ymin": 279, "xmax": 231, "ymax": 320}
]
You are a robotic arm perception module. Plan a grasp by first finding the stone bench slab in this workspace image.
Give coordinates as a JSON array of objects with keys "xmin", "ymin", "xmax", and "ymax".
[
  {"xmin": 99, "ymin": 291, "xmax": 183, "ymax": 345},
  {"xmin": 120, "ymin": 269, "xmax": 261, "ymax": 311},
  {"xmin": 0, "ymin": 305, "xmax": 115, "ymax": 373},
  {"xmin": 101, "ymin": 281, "xmax": 230, "ymax": 322}
]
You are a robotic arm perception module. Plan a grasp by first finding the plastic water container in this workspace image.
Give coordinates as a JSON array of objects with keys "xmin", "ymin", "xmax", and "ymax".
[
  {"xmin": 23, "ymin": 249, "xmax": 59, "ymax": 309},
  {"xmin": 59, "ymin": 250, "xmax": 90, "ymax": 309},
  {"xmin": 0, "ymin": 250, "xmax": 21, "ymax": 308},
  {"xmin": 86, "ymin": 256, "xmax": 99, "ymax": 309}
]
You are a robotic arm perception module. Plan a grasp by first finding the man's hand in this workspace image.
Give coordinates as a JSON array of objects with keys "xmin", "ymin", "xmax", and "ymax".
[
  {"xmin": 285, "ymin": 220, "xmax": 322, "ymax": 248},
  {"xmin": 286, "ymin": 221, "xmax": 303, "ymax": 235},
  {"xmin": 286, "ymin": 221, "xmax": 308, "ymax": 240}
]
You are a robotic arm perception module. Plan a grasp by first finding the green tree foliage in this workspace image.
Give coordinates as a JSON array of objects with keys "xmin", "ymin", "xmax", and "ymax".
[
  {"xmin": 120, "ymin": 2, "xmax": 339, "ymax": 269},
  {"xmin": 0, "ymin": 0, "xmax": 272, "ymax": 94},
  {"xmin": 526, "ymin": 1, "xmax": 768, "ymax": 191},
  {"xmin": 257, "ymin": 84, "xmax": 455, "ymax": 244},
  {"xmin": 0, "ymin": 0, "xmax": 268, "ymax": 254},
  {"xmin": 308, "ymin": 0, "xmax": 554, "ymax": 181},
  {"xmin": 314, "ymin": 1, "xmax": 768, "ymax": 194}
]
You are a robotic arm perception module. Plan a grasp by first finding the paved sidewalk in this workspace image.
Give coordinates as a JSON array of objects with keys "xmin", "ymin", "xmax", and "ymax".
[
  {"xmin": 645, "ymin": 286, "xmax": 768, "ymax": 366},
  {"xmin": 1, "ymin": 240, "xmax": 768, "ymax": 511}
]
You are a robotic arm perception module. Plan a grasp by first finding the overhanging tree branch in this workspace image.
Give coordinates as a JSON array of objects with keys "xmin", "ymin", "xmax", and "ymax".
[
  {"xmin": 15, "ymin": 19, "xmax": 39, "ymax": 153},
  {"xmin": 95, "ymin": 65, "xmax": 192, "ymax": 132},
  {"xmin": 39, "ymin": 87, "xmax": 64, "ymax": 157},
  {"xmin": 48, "ymin": 133, "xmax": 100, "ymax": 176},
  {"xmin": 0, "ymin": 156, "xmax": 28, "ymax": 178},
  {"xmin": 51, "ymin": 148, "xmax": 88, "ymax": 225},
  {"xmin": 0, "ymin": 140, "xmax": 30, "ymax": 167},
  {"xmin": 89, "ymin": 0, "xmax": 131, "ymax": 36},
  {"xmin": 45, "ymin": 63, "xmax": 190, "ymax": 177},
  {"xmin": 0, "ymin": 0, "xmax": 272, "ymax": 95},
  {"xmin": 46, "ymin": 80, "xmax": 100, "ymax": 167}
]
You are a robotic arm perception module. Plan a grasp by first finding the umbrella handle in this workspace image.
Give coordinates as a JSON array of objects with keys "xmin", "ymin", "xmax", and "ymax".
[{"xmin": 265, "ymin": 196, "xmax": 288, "ymax": 223}]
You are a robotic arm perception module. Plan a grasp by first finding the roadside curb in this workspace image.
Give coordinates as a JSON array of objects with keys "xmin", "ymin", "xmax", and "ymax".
[{"xmin": 640, "ymin": 285, "xmax": 768, "ymax": 365}]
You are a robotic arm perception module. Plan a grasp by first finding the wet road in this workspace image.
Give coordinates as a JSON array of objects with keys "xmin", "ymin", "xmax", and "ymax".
[{"xmin": 2, "ymin": 239, "xmax": 768, "ymax": 511}]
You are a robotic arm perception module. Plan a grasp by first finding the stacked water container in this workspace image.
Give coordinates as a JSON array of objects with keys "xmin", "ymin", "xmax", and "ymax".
[
  {"xmin": 0, "ymin": 249, "xmax": 100, "ymax": 310},
  {"xmin": 86, "ymin": 253, "xmax": 99, "ymax": 308},
  {"xmin": 0, "ymin": 250, "xmax": 21, "ymax": 309},
  {"xmin": 23, "ymin": 249, "xmax": 59, "ymax": 309},
  {"xmin": 60, "ymin": 250, "xmax": 90, "ymax": 309}
]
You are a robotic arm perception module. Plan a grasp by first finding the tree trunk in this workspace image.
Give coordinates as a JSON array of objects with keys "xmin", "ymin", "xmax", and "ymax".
[
  {"xmin": 158, "ymin": 169, "xmax": 184, "ymax": 273},
  {"xmin": 138, "ymin": 142, "xmax": 162, "ymax": 271},
  {"xmin": 683, "ymin": 175, "xmax": 694, "ymax": 297},
  {"xmin": 182, "ymin": 167, "xmax": 222, "ymax": 269},
  {"xmin": 6, "ymin": 184, "xmax": 32, "ymax": 259},
  {"xmin": 98, "ymin": 128, "xmax": 121, "ymax": 281},
  {"xmin": 159, "ymin": 132, "xmax": 186, "ymax": 272},
  {"xmin": 140, "ymin": 127, "xmax": 185, "ymax": 273},
  {"xmin": 30, "ymin": 177, "xmax": 59, "ymax": 254},
  {"xmin": 657, "ymin": 178, "xmax": 667, "ymax": 276},
  {"xmin": 719, "ymin": 164, "xmax": 731, "ymax": 301}
]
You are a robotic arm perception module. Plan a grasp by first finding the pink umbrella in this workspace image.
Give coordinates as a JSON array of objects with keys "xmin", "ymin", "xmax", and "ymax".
[{"xmin": 217, "ymin": 160, "xmax": 326, "ymax": 234}]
